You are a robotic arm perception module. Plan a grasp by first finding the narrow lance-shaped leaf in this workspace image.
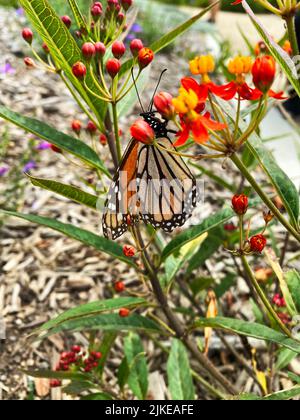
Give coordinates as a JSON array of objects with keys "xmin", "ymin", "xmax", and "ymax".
[
  {"xmin": 167, "ymin": 339, "xmax": 195, "ymax": 400},
  {"xmin": 67, "ymin": 0, "xmax": 89, "ymax": 35},
  {"xmin": 28, "ymin": 175, "xmax": 100, "ymax": 210},
  {"xmin": 0, "ymin": 105, "xmax": 111, "ymax": 178},
  {"xmin": 1, "ymin": 210, "xmax": 136, "ymax": 268},
  {"xmin": 19, "ymin": 0, "xmax": 107, "ymax": 122},
  {"xmin": 193, "ymin": 317, "xmax": 300, "ymax": 353}
]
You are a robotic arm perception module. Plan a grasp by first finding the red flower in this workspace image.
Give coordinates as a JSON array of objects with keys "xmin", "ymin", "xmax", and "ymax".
[
  {"xmin": 232, "ymin": 194, "xmax": 249, "ymax": 215},
  {"xmin": 250, "ymin": 234, "xmax": 267, "ymax": 253},
  {"xmin": 130, "ymin": 119, "xmax": 155, "ymax": 144},
  {"xmin": 112, "ymin": 41, "xmax": 126, "ymax": 59},
  {"xmin": 130, "ymin": 39, "xmax": 144, "ymax": 56},
  {"xmin": 106, "ymin": 58, "xmax": 121, "ymax": 78},
  {"xmin": 252, "ymin": 56, "xmax": 286, "ymax": 99},
  {"xmin": 232, "ymin": 0, "xmax": 242, "ymax": 4},
  {"xmin": 138, "ymin": 48, "xmax": 154, "ymax": 69},
  {"xmin": 123, "ymin": 245, "xmax": 136, "ymax": 257},
  {"xmin": 50, "ymin": 379, "xmax": 62, "ymax": 388},
  {"xmin": 154, "ymin": 91, "xmax": 175, "ymax": 120}
]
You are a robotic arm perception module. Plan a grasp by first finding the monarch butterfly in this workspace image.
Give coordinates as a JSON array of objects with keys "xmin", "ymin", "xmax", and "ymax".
[{"xmin": 102, "ymin": 71, "xmax": 199, "ymax": 240}]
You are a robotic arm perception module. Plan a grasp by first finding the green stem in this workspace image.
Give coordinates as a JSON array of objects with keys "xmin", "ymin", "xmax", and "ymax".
[
  {"xmin": 112, "ymin": 102, "xmax": 122, "ymax": 162},
  {"xmin": 231, "ymin": 153, "xmax": 300, "ymax": 243},
  {"xmin": 241, "ymin": 255, "xmax": 292, "ymax": 337},
  {"xmin": 285, "ymin": 14, "xmax": 300, "ymax": 56}
]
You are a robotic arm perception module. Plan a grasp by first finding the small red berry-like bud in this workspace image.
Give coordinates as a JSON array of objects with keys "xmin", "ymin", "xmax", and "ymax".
[
  {"xmin": 72, "ymin": 61, "xmax": 87, "ymax": 79},
  {"xmin": 86, "ymin": 121, "xmax": 97, "ymax": 134},
  {"xmin": 94, "ymin": 42, "xmax": 106, "ymax": 57},
  {"xmin": 42, "ymin": 43, "xmax": 50, "ymax": 54},
  {"xmin": 117, "ymin": 12, "xmax": 125, "ymax": 23},
  {"xmin": 60, "ymin": 352, "xmax": 69, "ymax": 360},
  {"xmin": 61, "ymin": 15, "xmax": 72, "ymax": 28},
  {"xmin": 232, "ymin": 194, "xmax": 249, "ymax": 215},
  {"xmin": 84, "ymin": 365, "xmax": 92, "ymax": 372},
  {"xmin": 123, "ymin": 245, "xmax": 136, "ymax": 257},
  {"xmin": 224, "ymin": 222, "xmax": 237, "ymax": 232},
  {"xmin": 263, "ymin": 210, "xmax": 274, "ymax": 225},
  {"xmin": 91, "ymin": 3, "xmax": 103, "ymax": 20},
  {"xmin": 130, "ymin": 38, "xmax": 144, "ymax": 57},
  {"xmin": 71, "ymin": 120, "xmax": 82, "ymax": 134},
  {"xmin": 75, "ymin": 30, "xmax": 82, "ymax": 39},
  {"xmin": 250, "ymin": 234, "xmax": 267, "ymax": 253},
  {"xmin": 82, "ymin": 42, "xmax": 96, "ymax": 61},
  {"xmin": 119, "ymin": 308, "xmax": 130, "ymax": 317},
  {"xmin": 90, "ymin": 351, "xmax": 102, "ymax": 360},
  {"xmin": 252, "ymin": 56, "xmax": 276, "ymax": 94},
  {"xmin": 22, "ymin": 28, "xmax": 33, "ymax": 44},
  {"xmin": 24, "ymin": 57, "xmax": 35, "ymax": 68},
  {"xmin": 99, "ymin": 133, "xmax": 108, "ymax": 145},
  {"xmin": 130, "ymin": 119, "xmax": 155, "ymax": 145},
  {"xmin": 138, "ymin": 47, "xmax": 154, "ymax": 69},
  {"xmin": 272, "ymin": 294, "xmax": 286, "ymax": 308},
  {"xmin": 154, "ymin": 91, "xmax": 175, "ymax": 120},
  {"xmin": 277, "ymin": 312, "xmax": 291, "ymax": 325},
  {"xmin": 71, "ymin": 345, "xmax": 81, "ymax": 353},
  {"xmin": 121, "ymin": 0, "xmax": 133, "ymax": 11},
  {"xmin": 114, "ymin": 281, "xmax": 125, "ymax": 293},
  {"xmin": 112, "ymin": 41, "xmax": 126, "ymax": 59},
  {"xmin": 50, "ymin": 144, "xmax": 62, "ymax": 154},
  {"xmin": 106, "ymin": 58, "xmax": 121, "ymax": 78},
  {"xmin": 50, "ymin": 379, "xmax": 62, "ymax": 388}
]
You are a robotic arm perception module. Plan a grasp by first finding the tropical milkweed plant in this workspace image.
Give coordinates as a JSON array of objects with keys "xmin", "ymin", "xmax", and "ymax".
[{"xmin": 1, "ymin": 0, "xmax": 300, "ymax": 401}]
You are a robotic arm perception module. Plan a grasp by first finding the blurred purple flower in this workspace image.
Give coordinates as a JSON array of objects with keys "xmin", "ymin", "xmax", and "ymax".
[
  {"xmin": 0, "ymin": 62, "xmax": 15, "ymax": 75},
  {"xmin": 36, "ymin": 141, "xmax": 51, "ymax": 150},
  {"xmin": 23, "ymin": 161, "xmax": 37, "ymax": 172},
  {"xmin": 125, "ymin": 34, "xmax": 135, "ymax": 42},
  {"xmin": 131, "ymin": 23, "xmax": 142, "ymax": 33},
  {"xmin": 16, "ymin": 8, "xmax": 24, "ymax": 16},
  {"xmin": 0, "ymin": 166, "xmax": 9, "ymax": 177}
]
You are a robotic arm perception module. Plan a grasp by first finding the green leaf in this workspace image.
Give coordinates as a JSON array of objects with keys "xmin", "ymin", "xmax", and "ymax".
[
  {"xmin": 214, "ymin": 273, "xmax": 236, "ymax": 298},
  {"xmin": 96, "ymin": 332, "xmax": 118, "ymax": 377},
  {"xmin": 1, "ymin": 211, "xmax": 137, "ymax": 268},
  {"xmin": 27, "ymin": 175, "xmax": 100, "ymax": 210},
  {"xmin": 167, "ymin": 339, "xmax": 195, "ymax": 400},
  {"xmin": 288, "ymin": 372, "xmax": 300, "ymax": 384},
  {"xmin": 63, "ymin": 381, "xmax": 96, "ymax": 395},
  {"xmin": 67, "ymin": 0, "xmax": 88, "ymax": 35},
  {"xmin": 23, "ymin": 369, "xmax": 87, "ymax": 381},
  {"xmin": 40, "ymin": 297, "xmax": 147, "ymax": 332},
  {"xmin": 124, "ymin": 333, "xmax": 149, "ymax": 400},
  {"xmin": 0, "ymin": 105, "xmax": 110, "ymax": 178},
  {"xmin": 190, "ymin": 277, "xmax": 214, "ymax": 296},
  {"xmin": 81, "ymin": 393, "xmax": 113, "ymax": 400},
  {"xmin": 19, "ymin": 0, "xmax": 107, "ymax": 122},
  {"xmin": 275, "ymin": 348, "xmax": 298, "ymax": 371},
  {"xmin": 221, "ymin": 99, "xmax": 299, "ymax": 228},
  {"xmin": 193, "ymin": 317, "xmax": 300, "ymax": 353},
  {"xmin": 161, "ymin": 207, "xmax": 234, "ymax": 261},
  {"xmin": 187, "ymin": 230, "xmax": 223, "ymax": 273},
  {"xmin": 286, "ymin": 270, "xmax": 300, "ymax": 313},
  {"xmin": 263, "ymin": 386, "xmax": 300, "ymax": 400},
  {"xmin": 118, "ymin": 357, "xmax": 130, "ymax": 392},
  {"xmin": 39, "ymin": 313, "xmax": 162, "ymax": 339},
  {"xmin": 119, "ymin": 3, "xmax": 216, "ymax": 77},
  {"xmin": 242, "ymin": 0, "xmax": 300, "ymax": 97}
]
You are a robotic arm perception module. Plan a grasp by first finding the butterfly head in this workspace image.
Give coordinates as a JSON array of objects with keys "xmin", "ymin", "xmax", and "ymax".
[{"xmin": 140, "ymin": 111, "xmax": 169, "ymax": 138}]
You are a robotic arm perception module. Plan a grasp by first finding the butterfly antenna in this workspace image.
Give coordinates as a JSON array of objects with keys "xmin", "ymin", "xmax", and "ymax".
[
  {"xmin": 131, "ymin": 68, "xmax": 145, "ymax": 113},
  {"xmin": 148, "ymin": 68, "xmax": 167, "ymax": 112}
]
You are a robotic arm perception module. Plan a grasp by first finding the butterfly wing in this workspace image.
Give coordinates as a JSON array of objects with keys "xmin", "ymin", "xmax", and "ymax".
[
  {"xmin": 137, "ymin": 137, "xmax": 199, "ymax": 233},
  {"xmin": 102, "ymin": 139, "xmax": 140, "ymax": 240}
]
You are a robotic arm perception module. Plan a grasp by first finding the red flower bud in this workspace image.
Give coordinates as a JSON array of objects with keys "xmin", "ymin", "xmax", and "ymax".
[
  {"xmin": 114, "ymin": 281, "xmax": 125, "ymax": 293},
  {"xmin": 232, "ymin": 194, "xmax": 249, "ymax": 215},
  {"xmin": 121, "ymin": 0, "xmax": 133, "ymax": 11},
  {"xmin": 71, "ymin": 345, "xmax": 81, "ymax": 353},
  {"xmin": 106, "ymin": 58, "xmax": 121, "ymax": 78},
  {"xmin": 117, "ymin": 12, "xmax": 125, "ymax": 23},
  {"xmin": 112, "ymin": 41, "xmax": 126, "ymax": 59},
  {"xmin": 95, "ymin": 42, "xmax": 106, "ymax": 57},
  {"xmin": 277, "ymin": 312, "xmax": 291, "ymax": 325},
  {"xmin": 138, "ymin": 47, "xmax": 154, "ymax": 69},
  {"xmin": 130, "ymin": 38, "xmax": 144, "ymax": 57},
  {"xmin": 61, "ymin": 15, "xmax": 72, "ymax": 28},
  {"xmin": 272, "ymin": 294, "xmax": 286, "ymax": 308},
  {"xmin": 99, "ymin": 133, "xmax": 108, "ymax": 145},
  {"xmin": 91, "ymin": 3, "xmax": 103, "ymax": 20},
  {"xmin": 86, "ymin": 121, "xmax": 97, "ymax": 134},
  {"xmin": 250, "ymin": 234, "xmax": 267, "ymax": 253},
  {"xmin": 90, "ymin": 351, "xmax": 102, "ymax": 360},
  {"xmin": 50, "ymin": 379, "xmax": 62, "ymax": 388},
  {"xmin": 75, "ymin": 30, "xmax": 82, "ymax": 39},
  {"xmin": 71, "ymin": 120, "xmax": 82, "ymax": 134},
  {"xmin": 50, "ymin": 144, "xmax": 62, "ymax": 154},
  {"xmin": 24, "ymin": 57, "xmax": 35, "ymax": 68},
  {"xmin": 252, "ymin": 56, "xmax": 276, "ymax": 94},
  {"xmin": 82, "ymin": 42, "xmax": 96, "ymax": 61},
  {"xmin": 130, "ymin": 119, "xmax": 155, "ymax": 145},
  {"xmin": 72, "ymin": 61, "xmax": 87, "ymax": 79},
  {"xmin": 119, "ymin": 308, "xmax": 130, "ymax": 317},
  {"xmin": 22, "ymin": 28, "xmax": 33, "ymax": 44},
  {"xmin": 42, "ymin": 43, "xmax": 50, "ymax": 54},
  {"xmin": 123, "ymin": 245, "xmax": 136, "ymax": 257},
  {"xmin": 154, "ymin": 91, "xmax": 175, "ymax": 120}
]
